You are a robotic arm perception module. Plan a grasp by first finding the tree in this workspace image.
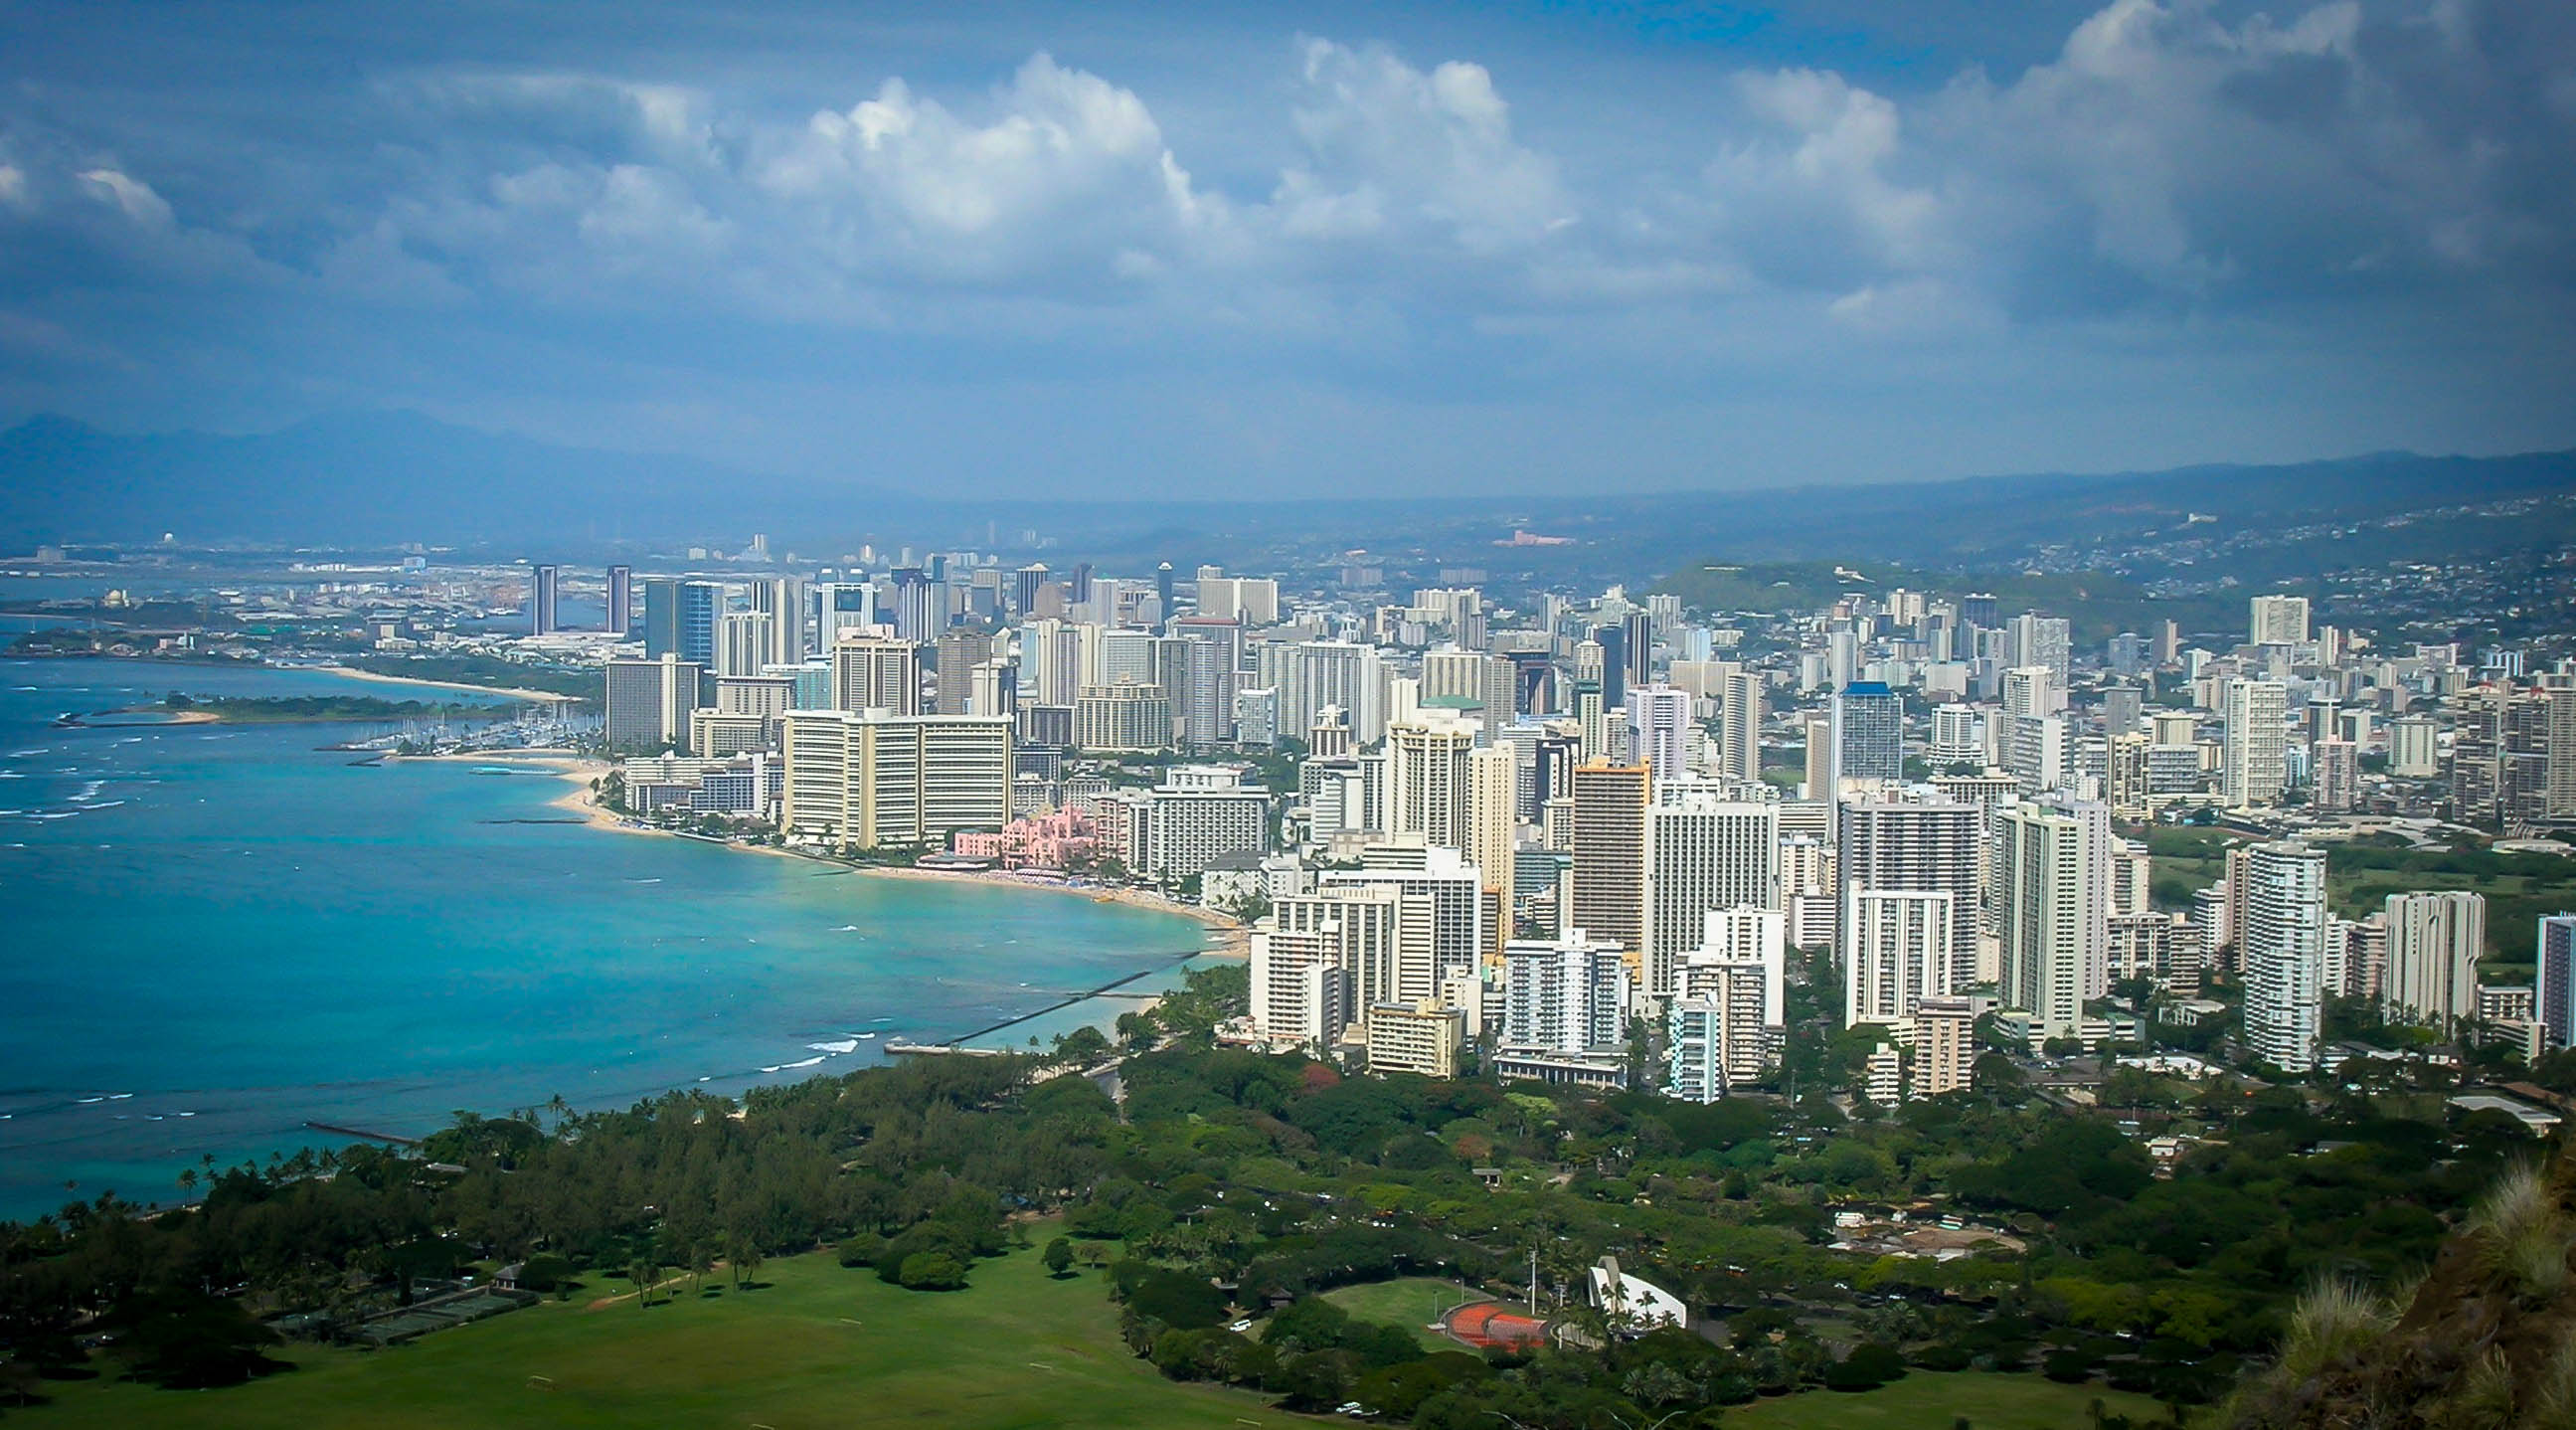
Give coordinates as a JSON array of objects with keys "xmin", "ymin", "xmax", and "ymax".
[
  {"xmin": 629, "ymin": 1258, "xmax": 654, "ymax": 1308},
  {"xmin": 898, "ymin": 1251, "xmax": 968, "ymax": 1290},
  {"xmin": 1044, "ymin": 1236, "xmax": 1076, "ymax": 1279}
]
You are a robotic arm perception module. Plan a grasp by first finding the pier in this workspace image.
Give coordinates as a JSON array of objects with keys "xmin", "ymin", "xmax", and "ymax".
[{"xmin": 303, "ymin": 1121, "xmax": 422, "ymax": 1147}]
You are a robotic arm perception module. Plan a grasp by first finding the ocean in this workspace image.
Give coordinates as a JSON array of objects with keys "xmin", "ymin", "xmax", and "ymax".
[{"xmin": 0, "ymin": 657, "xmax": 1212, "ymax": 1221}]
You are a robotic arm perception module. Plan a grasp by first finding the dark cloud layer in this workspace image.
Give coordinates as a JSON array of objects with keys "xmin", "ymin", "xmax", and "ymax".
[{"xmin": 0, "ymin": 0, "xmax": 2569, "ymax": 497}]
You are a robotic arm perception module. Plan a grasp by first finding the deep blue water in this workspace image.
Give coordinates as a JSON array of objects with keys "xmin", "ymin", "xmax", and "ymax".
[{"xmin": 0, "ymin": 658, "xmax": 1208, "ymax": 1220}]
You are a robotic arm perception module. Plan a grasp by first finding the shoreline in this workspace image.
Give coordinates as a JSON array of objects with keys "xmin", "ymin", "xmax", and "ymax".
[
  {"xmin": 310, "ymin": 663, "xmax": 580, "ymax": 704},
  {"xmin": 409, "ymin": 747, "xmax": 1249, "ymax": 959}
]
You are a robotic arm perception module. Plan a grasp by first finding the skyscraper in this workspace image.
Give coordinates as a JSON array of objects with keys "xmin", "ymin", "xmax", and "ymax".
[
  {"xmin": 1837, "ymin": 795, "xmax": 1983, "ymax": 992},
  {"xmin": 832, "ymin": 634, "xmax": 920, "ymax": 716},
  {"xmin": 2241, "ymin": 840, "xmax": 2327, "ymax": 1072},
  {"xmin": 1566, "ymin": 763, "xmax": 1650, "ymax": 974},
  {"xmin": 529, "ymin": 564, "xmax": 560, "ymax": 635},
  {"xmin": 2250, "ymin": 594, "xmax": 2312, "ymax": 645},
  {"xmin": 1643, "ymin": 784, "xmax": 1778, "ymax": 1000},
  {"xmin": 643, "ymin": 578, "xmax": 719, "ymax": 664},
  {"xmin": 1831, "ymin": 682, "xmax": 1903, "ymax": 785},
  {"xmin": 889, "ymin": 567, "xmax": 937, "ymax": 642},
  {"xmin": 1844, "ymin": 889, "xmax": 1954, "ymax": 1027},
  {"xmin": 605, "ymin": 565, "xmax": 632, "ymax": 636},
  {"xmin": 1993, "ymin": 803, "xmax": 2108, "ymax": 1039},
  {"xmin": 1716, "ymin": 667, "xmax": 1763, "ymax": 784},
  {"xmin": 604, "ymin": 653, "xmax": 699, "ymax": 750},
  {"xmin": 1592, "ymin": 623, "xmax": 1629, "ymax": 709},
  {"xmin": 2007, "ymin": 615, "xmax": 2072, "ymax": 683},
  {"xmin": 1384, "ymin": 715, "xmax": 1477, "ymax": 852},
  {"xmin": 1625, "ymin": 684, "xmax": 1693, "ymax": 785},
  {"xmin": 2383, "ymin": 891, "xmax": 2484, "ymax": 1029},
  {"xmin": 2540, "ymin": 915, "xmax": 2576, "ymax": 1051},
  {"xmin": 2223, "ymin": 678, "xmax": 2290, "ymax": 807}
]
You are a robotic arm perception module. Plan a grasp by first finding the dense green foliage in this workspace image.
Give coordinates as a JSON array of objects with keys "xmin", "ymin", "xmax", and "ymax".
[
  {"xmin": 155, "ymin": 692, "xmax": 477, "ymax": 723},
  {"xmin": 0, "ymin": 957, "xmax": 2542, "ymax": 1427}
]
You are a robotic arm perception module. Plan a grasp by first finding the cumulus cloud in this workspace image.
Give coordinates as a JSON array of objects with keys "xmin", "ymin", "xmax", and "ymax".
[
  {"xmin": 1269, "ymin": 39, "xmax": 1574, "ymax": 257},
  {"xmin": 756, "ymin": 53, "xmax": 1216, "ymax": 285}
]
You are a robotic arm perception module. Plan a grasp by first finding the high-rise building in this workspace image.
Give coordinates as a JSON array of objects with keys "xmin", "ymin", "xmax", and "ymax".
[
  {"xmin": 1074, "ymin": 682, "xmax": 1172, "ymax": 752},
  {"xmin": 2250, "ymin": 594, "xmax": 2312, "ymax": 646},
  {"xmin": 1802, "ymin": 713, "xmax": 1834, "ymax": 799},
  {"xmin": 2390, "ymin": 715, "xmax": 2441, "ymax": 779},
  {"xmin": 2222, "ymin": 678, "xmax": 2290, "ymax": 807},
  {"xmin": 2540, "ymin": 916, "xmax": 2576, "ymax": 1051},
  {"xmin": 1465, "ymin": 743, "xmax": 1518, "ymax": 933},
  {"xmin": 1676, "ymin": 907, "xmax": 1786, "ymax": 1086},
  {"xmin": 1626, "ymin": 684, "xmax": 1693, "ymax": 785},
  {"xmin": 1592, "ymin": 624, "xmax": 1629, "ymax": 709},
  {"xmin": 1566, "ymin": 764, "xmax": 1650, "ymax": 975},
  {"xmin": 1384, "ymin": 715, "xmax": 1477, "ymax": 853},
  {"xmin": 2241, "ymin": 840, "xmax": 2327, "ymax": 1072},
  {"xmin": 604, "ymin": 653, "xmax": 700, "ymax": 750},
  {"xmin": 1502, "ymin": 931, "xmax": 1632, "ymax": 1055},
  {"xmin": 715, "ymin": 610, "xmax": 773, "ymax": 678},
  {"xmin": 1836, "ymin": 795, "xmax": 1983, "ymax": 991},
  {"xmin": 1423, "ymin": 648, "xmax": 1514, "ymax": 741},
  {"xmin": 833, "ymin": 634, "xmax": 920, "ymax": 715},
  {"xmin": 1911, "ymin": 995, "xmax": 1978, "ymax": 1098},
  {"xmin": 1717, "ymin": 668, "xmax": 1763, "ymax": 784},
  {"xmin": 2383, "ymin": 891, "xmax": 2484, "ymax": 1029},
  {"xmin": 1642, "ymin": 784, "xmax": 1778, "ymax": 999},
  {"xmin": 1993, "ymin": 802, "xmax": 2109, "ymax": 1039},
  {"xmin": 2007, "ymin": 615, "xmax": 2071, "ymax": 683},
  {"xmin": 2315, "ymin": 737, "xmax": 2359, "ymax": 811},
  {"xmin": 779, "ymin": 709, "xmax": 1014, "ymax": 851},
  {"xmin": 1844, "ymin": 888, "xmax": 1954, "ymax": 1027},
  {"xmin": 814, "ymin": 582, "xmax": 877, "ymax": 647},
  {"xmin": 1830, "ymin": 682, "xmax": 1902, "ymax": 785},
  {"xmin": 2102, "ymin": 685, "xmax": 2144, "ymax": 739},
  {"xmin": 2451, "ymin": 687, "xmax": 2554, "ymax": 828},
  {"xmin": 643, "ymin": 578, "xmax": 719, "ymax": 663},
  {"xmin": 750, "ymin": 577, "xmax": 807, "ymax": 667},
  {"xmin": 1319, "ymin": 845, "xmax": 1485, "ymax": 1003},
  {"xmin": 605, "ymin": 565, "xmax": 632, "ymax": 636},
  {"xmin": 530, "ymin": 564, "xmax": 560, "ymax": 636},
  {"xmin": 888, "ymin": 567, "xmax": 938, "ymax": 642}
]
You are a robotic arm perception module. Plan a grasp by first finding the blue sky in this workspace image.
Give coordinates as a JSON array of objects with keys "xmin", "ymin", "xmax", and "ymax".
[{"xmin": 1, "ymin": 0, "xmax": 2570, "ymax": 498}]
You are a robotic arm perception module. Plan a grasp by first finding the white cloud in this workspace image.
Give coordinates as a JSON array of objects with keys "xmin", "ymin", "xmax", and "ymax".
[
  {"xmin": 77, "ymin": 168, "xmax": 173, "ymax": 226},
  {"xmin": 757, "ymin": 53, "xmax": 1213, "ymax": 283},
  {"xmin": 1270, "ymin": 39, "xmax": 1574, "ymax": 257}
]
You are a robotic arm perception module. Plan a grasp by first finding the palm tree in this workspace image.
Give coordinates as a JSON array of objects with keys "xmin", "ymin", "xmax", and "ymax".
[{"xmin": 176, "ymin": 1167, "xmax": 198, "ymax": 1204}]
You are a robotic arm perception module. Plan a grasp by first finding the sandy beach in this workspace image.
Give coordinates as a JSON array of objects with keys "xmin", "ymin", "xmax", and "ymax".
[
  {"xmin": 427, "ymin": 752, "xmax": 1248, "ymax": 954},
  {"xmin": 314, "ymin": 664, "xmax": 581, "ymax": 704}
]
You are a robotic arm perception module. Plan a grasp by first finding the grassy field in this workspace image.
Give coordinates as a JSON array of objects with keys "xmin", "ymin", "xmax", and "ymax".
[
  {"xmin": 1728, "ymin": 1370, "xmax": 2174, "ymax": 1429},
  {"xmin": 20, "ymin": 1241, "xmax": 1310, "ymax": 1430},
  {"xmin": 1318, "ymin": 1276, "xmax": 1482, "ymax": 1351}
]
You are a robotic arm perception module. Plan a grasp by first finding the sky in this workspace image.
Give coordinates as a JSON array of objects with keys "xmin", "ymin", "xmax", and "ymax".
[{"xmin": 1, "ymin": 0, "xmax": 2571, "ymax": 499}]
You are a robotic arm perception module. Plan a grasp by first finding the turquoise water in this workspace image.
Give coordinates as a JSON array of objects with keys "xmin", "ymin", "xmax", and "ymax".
[{"xmin": 0, "ymin": 658, "xmax": 1209, "ymax": 1220}]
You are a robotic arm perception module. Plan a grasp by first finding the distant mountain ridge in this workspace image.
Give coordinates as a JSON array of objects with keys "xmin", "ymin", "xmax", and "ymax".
[
  {"xmin": 0, "ymin": 412, "xmax": 807, "ymax": 548},
  {"xmin": 0, "ymin": 410, "xmax": 2568, "ymax": 559}
]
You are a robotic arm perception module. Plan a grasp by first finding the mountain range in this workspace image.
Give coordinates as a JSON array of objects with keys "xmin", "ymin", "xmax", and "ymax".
[{"xmin": 2, "ymin": 412, "xmax": 2570, "ymax": 570}]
